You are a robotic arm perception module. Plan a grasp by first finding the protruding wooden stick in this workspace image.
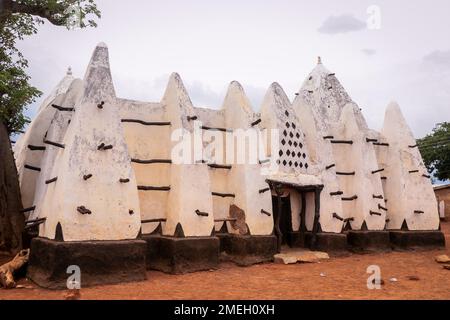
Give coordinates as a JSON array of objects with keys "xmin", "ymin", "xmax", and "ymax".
[
  {"xmin": 51, "ymin": 104, "xmax": 74, "ymax": 112},
  {"xmin": 251, "ymin": 119, "xmax": 262, "ymax": 126},
  {"xmin": 195, "ymin": 209, "xmax": 209, "ymax": 217},
  {"xmin": 208, "ymin": 164, "xmax": 232, "ymax": 169},
  {"xmin": 44, "ymin": 139, "xmax": 65, "ymax": 149},
  {"xmin": 261, "ymin": 209, "xmax": 271, "ymax": 216},
  {"xmin": 259, "ymin": 187, "xmax": 270, "ymax": 194},
  {"xmin": 77, "ymin": 206, "xmax": 92, "ymax": 215},
  {"xmin": 211, "ymin": 192, "xmax": 235, "ymax": 198},
  {"xmin": 121, "ymin": 119, "xmax": 171, "ymax": 126},
  {"xmin": 336, "ymin": 171, "xmax": 355, "ymax": 176},
  {"xmin": 141, "ymin": 218, "xmax": 167, "ymax": 223},
  {"xmin": 342, "ymin": 195, "xmax": 358, "ymax": 201},
  {"xmin": 131, "ymin": 159, "xmax": 172, "ymax": 164},
  {"xmin": 137, "ymin": 186, "xmax": 171, "ymax": 191},
  {"xmin": 45, "ymin": 177, "xmax": 58, "ymax": 184},
  {"xmin": 24, "ymin": 164, "xmax": 41, "ymax": 172},
  {"xmin": 27, "ymin": 145, "xmax": 46, "ymax": 151},
  {"xmin": 20, "ymin": 206, "xmax": 36, "ymax": 213},
  {"xmin": 331, "ymin": 140, "xmax": 353, "ymax": 145},
  {"xmin": 332, "ymin": 212, "xmax": 344, "ymax": 221}
]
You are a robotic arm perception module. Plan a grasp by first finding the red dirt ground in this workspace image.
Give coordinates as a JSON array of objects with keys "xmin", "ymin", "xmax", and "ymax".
[{"xmin": 1, "ymin": 220, "xmax": 449, "ymax": 300}]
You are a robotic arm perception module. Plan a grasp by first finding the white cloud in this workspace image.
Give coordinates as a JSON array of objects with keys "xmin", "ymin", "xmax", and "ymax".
[
  {"xmin": 362, "ymin": 49, "xmax": 376, "ymax": 56},
  {"xmin": 423, "ymin": 50, "xmax": 450, "ymax": 67},
  {"xmin": 318, "ymin": 14, "xmax": 366, "ymax": 34}
]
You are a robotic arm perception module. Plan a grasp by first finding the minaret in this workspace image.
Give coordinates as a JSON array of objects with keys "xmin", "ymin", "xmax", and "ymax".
[
  {"xmin": 380, "ymin": 102, "xmax": 440, "ymax": 231},
  {"xmin": 14, "ymin": 68, "xmax": 75, "ymax": 212},
  {"xmin": 333, "ymin": 104, "xmax": 386, "ymax": 232},
  {"xmin": 163, "ymin": 73, "xmax": 215, "ymax": 237},
  {"xmin": 37, "ymin": 43, "xmax": 141, "ymax": 241},
  {"xmin": 221, "ymin": 81, "xmax": 273, "ymax": 236}
]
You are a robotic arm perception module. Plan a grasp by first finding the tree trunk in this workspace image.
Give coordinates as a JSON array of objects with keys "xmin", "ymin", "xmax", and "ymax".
[
  {"xmin": 0, "ymin": 249, "xmax": 29, "ymax": 288},
  {"xmin": 0, "ymin": 120, "xmax": 24, "ymax": 254}
]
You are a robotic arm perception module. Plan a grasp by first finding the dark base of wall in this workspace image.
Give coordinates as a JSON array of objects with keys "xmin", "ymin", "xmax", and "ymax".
[
  {"xmin": 217, "ymin": 233, "xmax": 277, "ymax": 266},
  {"xmin": 389, "ymin": 230, "xmax": 445, "ymax": 249},
  {"xmin": 347, "ymin": 230, "xmax": 391, "ymax": 252},
  {"xmin": 288, "ymin": 231, "xmax": 348, "ymax": 252},
  {"xmin": 141, "ymin": 235, "xmax": 220, "ymax": 274},
  {"xmin": 27, "ymin": 237, "xmax": 147, "ymax": 289}
]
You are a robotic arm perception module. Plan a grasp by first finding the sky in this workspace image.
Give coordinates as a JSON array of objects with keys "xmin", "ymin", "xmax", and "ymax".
[{"xmin": 16, "ymin": 0, "xmax": 450, "ymax": 138}]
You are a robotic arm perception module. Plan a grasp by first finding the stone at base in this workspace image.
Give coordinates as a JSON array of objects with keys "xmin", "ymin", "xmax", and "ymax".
[
  {"xmin": 389, "ymin": 230, "xmax": 445, "ymax": 249},
  {"xmin": 217, "ymin": 233, "xmax": 277, "ymax": 266},
  {"xmin": 141, "ymin": 235, "xmax": 219, "ymax": 274},
  {"xmin": 28, "ymin": 237, "xmax": 147, "ymax": 289},
  {"xmin": 347, "ymin": 230, "xmax": 391, "ymax": 252},
  {"xmin": 302, "ymin": 232, "xmax": 348, "ymax": 252}
]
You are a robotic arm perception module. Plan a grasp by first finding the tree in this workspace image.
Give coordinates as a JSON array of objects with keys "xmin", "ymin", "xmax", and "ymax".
[
  {"xmin": 418, "ymin": 122, "xmax": 450, "ymax": 181},
  {"xmin": 0, "ymin": 0, "xmax": 100, "ymax": 253}
]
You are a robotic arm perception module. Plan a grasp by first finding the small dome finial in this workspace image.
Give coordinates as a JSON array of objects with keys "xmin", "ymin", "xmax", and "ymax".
[
  {"xmin": 317, "ymin": 56, "xmax": 322, "ymax": 64},
  {"xmin": 67, "ymin": 66, "xmax": 72, "ymax": 75}
]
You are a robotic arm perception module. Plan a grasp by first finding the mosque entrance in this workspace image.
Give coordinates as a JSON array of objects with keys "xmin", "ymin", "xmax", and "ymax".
[
  {"xmin": 266, "ymin": 178, "xmax": 324, "ymax": 253},
  {"xmin": 272, "ymin": 195, "xmax": 292, "ymax": 246}
]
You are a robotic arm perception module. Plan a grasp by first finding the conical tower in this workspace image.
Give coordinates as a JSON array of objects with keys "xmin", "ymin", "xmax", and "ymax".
[{"xmin": 37, "ymin": 43, "xmax": 141, "ymax": 241}]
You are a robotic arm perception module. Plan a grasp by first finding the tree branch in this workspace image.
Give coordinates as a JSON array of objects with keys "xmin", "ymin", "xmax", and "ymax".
[{"xmin": 6, "ymin": 0, "xmax": 67, "ymax": 26}]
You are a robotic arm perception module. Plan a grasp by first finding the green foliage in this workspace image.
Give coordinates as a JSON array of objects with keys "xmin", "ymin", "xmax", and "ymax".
[
  {"xmin": 418, "ymin": 122, "xmax": 450, "ymax": 181},
  {"xmin": 0, "ymin": 0, "xmax": 100, "ymax": 133}
]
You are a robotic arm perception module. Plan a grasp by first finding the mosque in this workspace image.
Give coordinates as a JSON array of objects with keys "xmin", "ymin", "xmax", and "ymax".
[{"xmin": 13, "ymin": 43, "xmax": 444, "ymax": 288}]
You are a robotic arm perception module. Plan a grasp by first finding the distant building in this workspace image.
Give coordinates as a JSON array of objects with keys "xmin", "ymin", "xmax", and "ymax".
[{"xmin": 434, "ymin": 184, "xmax": 450, "ymax": 219}]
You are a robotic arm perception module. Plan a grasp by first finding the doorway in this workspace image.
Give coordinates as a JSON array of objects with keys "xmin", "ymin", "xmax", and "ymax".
[{"xmin": 272, "ymin": 195, "xmax": 293, "ymax": 246}]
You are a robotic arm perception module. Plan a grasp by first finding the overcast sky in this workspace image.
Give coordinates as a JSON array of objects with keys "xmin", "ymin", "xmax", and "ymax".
[{"xmin": 17, "ymin": 0, "xmax": 450, "ymax": 138}]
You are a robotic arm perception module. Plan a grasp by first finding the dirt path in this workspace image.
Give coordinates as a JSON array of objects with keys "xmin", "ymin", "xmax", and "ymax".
[{"xmin": 1, "ymin": 221, "xmax": 449, "ymax": 300}]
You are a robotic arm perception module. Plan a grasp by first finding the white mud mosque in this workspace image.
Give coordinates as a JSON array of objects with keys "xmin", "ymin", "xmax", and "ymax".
[{"xmin": 13, "ymin": 43, "xmax": 444, "ymax": 288}]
